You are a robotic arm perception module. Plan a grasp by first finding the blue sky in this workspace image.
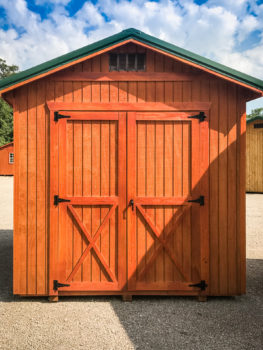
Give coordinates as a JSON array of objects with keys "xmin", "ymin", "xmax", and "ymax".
[{"xmin": 0, "ymin": 0, "xmax": 262, "ymax": 111}]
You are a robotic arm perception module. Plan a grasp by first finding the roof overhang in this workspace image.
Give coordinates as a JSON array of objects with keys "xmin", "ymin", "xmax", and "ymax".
[
  {"xmin": 0, "ymin": 28, "xmax": 263, "ymax": 97},
  {"xmin": 0, "ymin": 142, "xmax": 14, "ymax": 150},
  {"xmin": 247, "ymin": 116, "xmax": 263, "ymax": 124}
]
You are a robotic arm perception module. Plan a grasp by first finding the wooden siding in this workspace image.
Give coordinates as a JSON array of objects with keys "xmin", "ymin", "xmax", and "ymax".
[
  {"xmin": 13, "ymin": 46, "xmax": 247, "ymax": 296},
  {"xmin": 246, "ymin": 120, "xmax": 263, "ymax": 193},
  {"xmin": 0, "ymin": 143, "xmax": 14, "ymax": 175}
]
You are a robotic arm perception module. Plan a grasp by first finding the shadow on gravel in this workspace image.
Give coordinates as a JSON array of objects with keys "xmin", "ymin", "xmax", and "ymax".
[
  {"xmin": 0, "ymin": 228, "xmax": 262, "ymax": 348},
  {"xmin": 0, "ymin": 230, "xmax": 13, "ymax": 302},
  {"xmin": 109, "ymin": 260, "xmax": 263, "ymax": 350}
]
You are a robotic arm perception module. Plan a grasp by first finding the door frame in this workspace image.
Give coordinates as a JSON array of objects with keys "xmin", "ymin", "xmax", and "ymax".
[{"xmin": 47, "ymin": 101, "xmax": 210, "ymax": 297}]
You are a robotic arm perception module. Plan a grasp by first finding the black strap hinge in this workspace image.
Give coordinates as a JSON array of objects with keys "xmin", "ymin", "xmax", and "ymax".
[
  {"xmin": 188, "ymin": 112, "xmax": 206, "ymax": 122},
  {"xmin": 187, "ymin": 195, "xmax": 204, "ymax": 206},
  {"xmin": 53, "ymin": 280, "xmax": 70, "ymax": 291},
  {"xmin": 189, "ymin": 280, "xmax": 208, "ymax": 291},
  {"xmin": 54, "ymin": 195, "xmax": 71, "ymax": 206},
  {"xmin": 54, "ymin": 111, "xmax": 71, "ymax": 122}
]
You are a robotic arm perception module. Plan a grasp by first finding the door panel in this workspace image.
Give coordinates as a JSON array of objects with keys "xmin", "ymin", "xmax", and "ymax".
[
  {"xmin": 49, "ymin": 108, "xmax": 209, "ymax": 296},
  {"xmin": 127, "ymin": 112, "xmax": 208, "ymax": 292},
  {"xmin": 49, "ymin": 112, "xmax": 126, "ymax": 295}
]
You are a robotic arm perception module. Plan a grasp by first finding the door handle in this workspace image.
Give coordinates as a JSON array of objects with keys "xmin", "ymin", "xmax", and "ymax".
[{"xmin": 129, "ymin": 199, "xmax": 134, "ymax": 211}]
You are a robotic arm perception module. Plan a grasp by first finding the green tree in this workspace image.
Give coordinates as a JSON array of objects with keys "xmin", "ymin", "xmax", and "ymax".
[
  {"xmin": 247, "ymin": 107, "xmax": 263, "ymax": 119},
  {"xmin": 0, "ymin": 58, "xmax": 19, "ymax": 146}
]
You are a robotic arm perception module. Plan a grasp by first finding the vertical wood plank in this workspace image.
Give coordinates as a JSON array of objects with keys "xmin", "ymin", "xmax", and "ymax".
[
  {"xmin": 155, "ymin": 53, "xmax": 164, "ymax": 72},
  {"xmin": 200, "ymin": 79, "xmax": 210, "ymax": 294},
  {"xmin": 118, "ymin": 82, "xmax": 128, "ymax": 102},
  {"xmin": 146, "ymin": 122, "xmax": 155, "ymax": 283},
  {"xmin": 91, "ymin": 122, "xmax": 101, "ymax": 281},
  {"xmin": 36, "ymin": 81, "xmax": 46, "ymax": 294},
  {"xmin": 137, "ymin": 82, "xmax": 146, "ymax": 103},
  {"xmin": 155, "ymin": 122, "xmax": 164, "ymax": 282},
  {"xmin": 13, "ymin": 87, "xmax": 28, "ymax": 295},
  {"xmin": 101, "ymin": 122, "xmax": 110, "ymax": 281},
  {"xmin": 146, "ymin": 49, "xmax": 155, "ymax": 72},
  {"xmin": 110, "ymin": 82, "xmax": 119, "ymax": 102},
  {"xmin": 63, "ymin": 82, "xmax": 74, "ymax": 282},
  {"xmin": 27, "ymin": 83, "xmax": 37, "ymax": 295},
  {"xmin": 73, "ymin": 83, "xmax": 83, "ymax": 281},
  {"xmin": 101, "ymin": 53, "xmax": 108, "ymax": 72},
  {"xmin": 46, "ymin": 80, "xmax": 54, "ymax": 294},
  {"xmin": 136, "ymin": 122, "xmax": 146, "ymax": 282},
  {"xmin": 82, "ymin": 121, "xmax": 92, "ymax": 281},
  {"xmin": 209, "ymin": 79, "xmax": 219, "ymax": 295},
  {"xmin": 173, "ymin": 122, "xmax": 183, "ymax": 281},
  {"xmin": 237, "ymin": 88, "xmax": 246, "ymax": 294},
  {"xmin": 182, "ymin": 123, "xmax": 191, "ymax": 280},
  {"xmin": 127, "ymin": 112, "xmax": 136, "ymax": 289},
  {"xmin": 92, "ymin": 56, "xmax": 101, "ymax": 72},
  {"xmin": 190, "ymin": 119, "xmax": 200, "ymax": 284},
  {"xmin": 49, "ymin": 105, "xmax": 59, "ymax": 296},
  {"xmin": 118, "ymin": 112, "xmax": 127, "ymax": 290},
  {"xmin": 58, "ymin": 119, "xmax": 67, "ymax": 282},
  {"xmin": 227, "ymin": 84, "xmax": 237, "ymax": 294},
  {"xmin": 164, "ymin": 123, "xmax": 174, "ymax": 281},
  {"xmin": 218, "ymin": 82, "xmax": 228, "ymax": 295}
]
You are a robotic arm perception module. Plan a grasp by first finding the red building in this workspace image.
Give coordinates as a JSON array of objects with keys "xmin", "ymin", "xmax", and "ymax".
[{"xmin": 0, "ymin": 142, "xmax": 14, "ymax": 175}]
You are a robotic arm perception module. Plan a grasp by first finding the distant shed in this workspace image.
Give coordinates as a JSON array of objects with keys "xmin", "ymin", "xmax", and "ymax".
[
  {"xmin": 246, "ymin": 116, "xmax": 263, "ymax": 193},
  {"xmin": 0, "ymin": 142, "xmax": 14, "ymax": 175},
  {"xmin": 0, "ymin": 29, "xmax": 263, "ymax": 301}
]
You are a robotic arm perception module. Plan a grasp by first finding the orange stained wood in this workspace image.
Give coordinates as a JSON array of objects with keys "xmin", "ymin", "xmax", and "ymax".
[
  {"xmin": 48, "ymin": 106, "xmax": 209, "ymax": 296},
  {"xmin": 0, "ymin": 142, "xmax": 14, "ymax": 175},
  {"xmin": 49, "ymin": 111, "xmax": 126, "ymax": 295},
  {"xmin": 127, "ymin": 111, "xmax": 209, "ymax": 293},
  {"xmin": 13, "ymin": 47, "xmax": 249, "ymax": 297},
  {"xmin": 246, "ymin": 120, "xmax": 263, "ymax": 193}
]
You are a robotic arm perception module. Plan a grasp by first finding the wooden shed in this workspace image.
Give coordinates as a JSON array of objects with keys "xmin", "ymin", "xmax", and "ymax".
[
  {"xmin": 246, "ymin": 116, "xmax": 263, "ymax": 193},
  {"xmin": 0, "ymin": 142, "xmax": 14, "ymax": 175},
  {"xmin": 0, "ymin": 29, "xmax": 263, "ymax": 301}
]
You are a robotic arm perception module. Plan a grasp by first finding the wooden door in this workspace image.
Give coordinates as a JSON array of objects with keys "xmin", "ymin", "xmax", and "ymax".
[
  {"xmin": 49, "ymin": 111, "xmax": 126, "ymax": 296},
  {"xmin": 127, "ymin": 112, "xmax": 209, "ymax": 294}
]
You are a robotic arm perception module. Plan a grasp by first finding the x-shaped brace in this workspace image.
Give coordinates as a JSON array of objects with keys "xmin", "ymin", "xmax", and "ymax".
[
  {"xmin": 136, "ymin": 204, "xmax": 188, "ymax": 281},
  {"xmin": 66, "ymin": 204, "xmax": 117, "ymax": 283}
]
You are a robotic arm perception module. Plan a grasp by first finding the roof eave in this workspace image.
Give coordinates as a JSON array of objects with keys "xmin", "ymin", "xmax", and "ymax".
[{"xmin": 0, "ymin": 28, "xmax": 263, "ymax": 94}]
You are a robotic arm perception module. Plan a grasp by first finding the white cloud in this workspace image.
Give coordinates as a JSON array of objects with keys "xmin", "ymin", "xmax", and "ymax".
[
  {"xmin": 34, "ymin": 0, "xmax": 71, "ymax": 4},
  {"xmin": 0, "ymin": 0, "xmax": 262, "ymax": 82}
]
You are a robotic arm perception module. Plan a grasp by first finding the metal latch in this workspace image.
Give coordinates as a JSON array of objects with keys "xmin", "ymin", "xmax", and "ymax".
[
  {"xmin": 188, "ymin": 112, "xmax": 206, "ymax": 122},
  {"xmin": 54, "ymin": 195, "xmax": 71, "ymax": 206},
  {"xmin": 187, "ymin": 195, "xmax": 204, "ymax": 206},
  {"xmin": 189, "ymin": 280, "xmax": 208, "ymax": 291},
  {"xmin": 129, "ymin": 199, "xmax": 134, "ymax": 211},
  {"xmin": 53, "ymin": 280, "xmax": 70, "ymax": 291},
  {"xmin": 54, "ymin": 111, "xmax": 71, "ymax": 122}
]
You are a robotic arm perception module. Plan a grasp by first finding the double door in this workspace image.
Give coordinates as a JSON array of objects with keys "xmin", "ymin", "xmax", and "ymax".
[{"xmin": 49, "ymin": 108, "xmax": 209, "ymax": 297}]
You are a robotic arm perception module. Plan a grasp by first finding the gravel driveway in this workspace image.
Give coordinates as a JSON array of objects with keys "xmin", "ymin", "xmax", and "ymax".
[{"xmin": 0, "ymin": 177, "xmax": 262, "ymax": 350}]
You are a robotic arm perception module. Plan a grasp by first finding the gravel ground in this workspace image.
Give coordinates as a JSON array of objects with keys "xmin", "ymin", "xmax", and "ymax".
[{"xmin": 0, "ymin": 177, "xmax": 262, "ymax": 350}]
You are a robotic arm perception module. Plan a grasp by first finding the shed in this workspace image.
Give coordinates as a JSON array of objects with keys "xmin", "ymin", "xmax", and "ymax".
[
  {"xmin": 0, "ymin": 142, "xmax": 14, "ymax": 175},
  {"xmin": 0, "ymin": 28, "xmax": 263, "ymax": 301},
  {"xmin": 246, "ymin": 116, "xmax": 263, "ymax": 193}
]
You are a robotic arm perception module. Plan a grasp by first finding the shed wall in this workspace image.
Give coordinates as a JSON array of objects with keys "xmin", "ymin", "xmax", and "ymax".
[
  {"xmin": 0, "ymin": 143, "xmax": 14, "ymax": 175},
  {"xmin": 13, "ymin": 47, "xmax": 247, "ymax": 296},
  {"xmin": 246, "ymin": 120, "xmax": 263, "ymax": 193}
]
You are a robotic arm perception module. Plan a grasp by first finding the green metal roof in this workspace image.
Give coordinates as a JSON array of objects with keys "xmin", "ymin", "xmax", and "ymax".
[
  {"xmin": 247, "ymin": 116, "xmax": 263, "ymax": 124},
  {"xmin": 1, "ymin": 28, "xmax": 263, "ymax": 93}
]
